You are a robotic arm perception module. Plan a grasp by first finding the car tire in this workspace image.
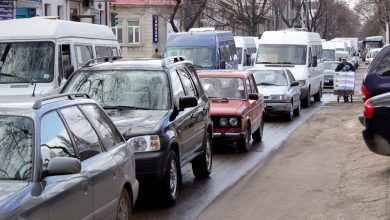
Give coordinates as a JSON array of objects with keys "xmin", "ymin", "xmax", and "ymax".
[
  {"xmin": 301, "ymin": 89, "xmax": 311, "ymax": 108},
  {"xmin": 293, "ymin": 101, "xmax": 301, "ymax": 116},
  {"xmin": 192, "ymin": 133, "xmax": 212, "ymax": 179},
  {"xmin": 252, "ymin": 115, "xmax": 264, "ymax": 142},
  {"xmin": 286, "ymin": 103, "xmax": 294, "ymax": 121},
  {"xmin": 238, "ymin": 124, "xmax": 251, "ymax": 153},
  {"xmin": 314, "ymin": 86, "xmax": 322, "ymax": 102},
  {"xmin": 161, "ymin": 150, "xmax": 180, "ymax": 206},
  {"xmin": 116, "ymin": 189, "xmax": 131, "ymax": 220}
]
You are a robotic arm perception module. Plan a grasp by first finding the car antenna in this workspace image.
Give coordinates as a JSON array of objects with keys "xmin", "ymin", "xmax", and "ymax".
[{"xmin": 31, "ymin": 81, "xmax": 37, "ymax": 97}]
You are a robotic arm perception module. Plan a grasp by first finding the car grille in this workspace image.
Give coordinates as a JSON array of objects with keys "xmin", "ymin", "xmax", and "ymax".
[{"xmin": 324, "ymin": 75, "xmax": 333, "ymax": 80}]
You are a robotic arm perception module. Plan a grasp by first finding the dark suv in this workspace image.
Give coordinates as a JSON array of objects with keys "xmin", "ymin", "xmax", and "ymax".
[{"xmin": 61, "ymin": 57, "xmax": 213, "ymax": 205}]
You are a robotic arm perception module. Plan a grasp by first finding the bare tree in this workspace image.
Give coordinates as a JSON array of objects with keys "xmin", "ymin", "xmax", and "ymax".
[
  {"xmin": 168, "ymin": 0, "xmax": 208, "ymax": 32},
  {"xmin": 275, "ymin": 0, "xmax": 304, "ymax": 29},
  {"xmin": 304, "ymin": 0, "xmax": 325, "ymax": 32}
]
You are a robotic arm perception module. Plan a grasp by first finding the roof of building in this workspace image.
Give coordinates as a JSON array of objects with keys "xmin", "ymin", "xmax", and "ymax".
[{"xmin": 114, "ymin": 0, "xmax": 176, "ymax": 5}]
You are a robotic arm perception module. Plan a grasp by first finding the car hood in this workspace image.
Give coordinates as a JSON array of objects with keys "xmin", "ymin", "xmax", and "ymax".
[
  {"xmin": 0, "ymin": 181, "xmax": 29, "ymax": 202},
  {"xmin": 257, "ymin": 86, "xmax": 288, "ymax": 96},
  {"xmin": 107, "ymin": 110, "xmax": 168, "ymax": 138},
  {"xmin": 209, "ymin": 99, "xmax": 247, "ymax": 115}
]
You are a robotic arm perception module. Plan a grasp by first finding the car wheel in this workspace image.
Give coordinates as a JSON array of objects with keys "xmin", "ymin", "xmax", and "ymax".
[
  {"xmin": 161, "ymin": 150, "xmax": 180, "ymax": 206},
  {"xmin": 301, "ymin": 89, "xmax": 310, "ymax": 108},
  {"xmin": 252, "ymin": 115, "xmax": 264, "ymax": 142},
  {"xmin": 286, "ymin": 103, "xmax": 294, "ymax": 121},
  {"xmin": 238, "ymin": 124, "xmax": 251, "ymax": 153},
  {"xmin": 314, "ymin": 86, "xmax": 322, "ymax": 102},
  {"xmin": 293, "ymin": 100, "xmax": 301, "ymax": 116},
  {"xmin": 192, "ymin": 133, "xmax": 212, "ymax": 179},
  {"xmin": 116, "ymin": 189, "xmax": 131, "ymax": 220}
]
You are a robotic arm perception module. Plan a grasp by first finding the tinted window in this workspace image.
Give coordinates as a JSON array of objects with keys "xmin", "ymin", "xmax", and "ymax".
[
  {"xmin": 41, "ymin": 111, "xmax": 76, "ymax": 168},
  {"xmin": 377, "ymin": 52, "xmax": 390, "ymax": 76},
  {"xmin": 177, "ymin": 68, "xmax": 196, "ymax": 97},
  {"xmin": 63, "ymin": 70, "xmax": 171, "ymax": 110},
  {"xmin": 60, "ymin": 107, "xmax": 102, "ymax": 161},
  {"xmin": 165, "ymin": 47, "xmax": 214, "ymax": 68},
  {"xmin": 81, "ymin": 105, "xmax": 124, "ymax": 150},
  {"xmin": 0, "ymin": 116, "xmax": 33, "ymax": 180},
  {"xmin": 96, "ymin": 46, "xmax": 114, "ymax": 58},
  {"xmin": 186, "ymin": 65, "xmax": 203, "ymax": 96},
  {"xmin": 170, "ymin": 70, "xmax": 186, "ymax": 106}
]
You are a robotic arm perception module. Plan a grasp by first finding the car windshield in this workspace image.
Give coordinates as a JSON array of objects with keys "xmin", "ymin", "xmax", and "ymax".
[
  {"xmin": 0, "ymin": 116, "xmax": 33, "ymax": 180},
  {"xmin": 0, "ymin": 42, "xmax": 54, "ymax": 83},
  {"xmin": 322, "ymin": 49, "xmax": 335, "ymax": 61},
  {"xmin": 324, "ymin": 62, "xmax": 339, "ymax": 70},
  {"xmin": 63, "ymin": 70, "xmax": 171, "ymax": 110},
  {"xmin": 256, "ymin": 44, "xmax": 307, "ymax": 65},
  {"xmin": 236, "ymin": 47, "xmax": 243, "ymax": 64},
  {"xmin": 165, "ymin": 47, "xmax": 214, "ymax": 68},
  {"xmin": 251, "ymin": 70, "xmax": 288, "ymax": 86},
  {"xmin": 199, "ymin": 77, "xmax": 245, "ymax": 99}
]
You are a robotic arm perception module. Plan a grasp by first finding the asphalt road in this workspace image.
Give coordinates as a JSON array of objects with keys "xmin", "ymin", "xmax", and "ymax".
[{"xmin": 132, "ymin": 85, "xmax": 338, "ymax": 219}]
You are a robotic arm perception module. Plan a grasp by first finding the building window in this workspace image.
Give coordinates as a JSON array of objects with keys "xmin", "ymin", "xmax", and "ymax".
[
  {"xmin": 44, "ymin": 4, "xmax": 51, "ymax": 16},
  {"xmin": 57, "ymin": 6, "xmax": 64, "ymax": 20},
  {"xmin": 128, "ymin": 20, "xmax": 140, "ymax": 44},
  {"xmin": 112, "ymin": 20, "xmax": 123, "ymax": 43}
]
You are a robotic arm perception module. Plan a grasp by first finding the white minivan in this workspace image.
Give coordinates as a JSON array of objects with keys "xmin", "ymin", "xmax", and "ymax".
[
  {"xmin": 254, "ymin": 29, "xmax": 324, "ymax": 107},
  {"xmin": 0, "ymin": 17, "xmax": 120, "ymax": 98},
  {"xmin": 234, "ymin": 36, "xmax": 257, "ymax": 70},
  {"xmin": 322, "ymin": 41, "xmax": 337, "ymax": 61}
]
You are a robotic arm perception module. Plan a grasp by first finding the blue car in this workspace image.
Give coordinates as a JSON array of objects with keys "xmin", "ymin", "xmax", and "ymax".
[{"xmin": 361, "ymin": 45, "xmax": 389, "ymax": 102}]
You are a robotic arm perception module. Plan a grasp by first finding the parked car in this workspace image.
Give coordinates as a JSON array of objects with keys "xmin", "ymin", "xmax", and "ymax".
[
  {"xmin": 360, "ymin": 92, "xmax": 390, "ymax": 156},
  {"xmin": 198, "ymin": 70, "xmax": 264, "ymax": 152},
  {"xmin": 249, "ymin": 68, "xmax": 301, "ymax": 120},
  {"xmin": 361, "ymin": 45, "xmax": 390, "ymax": 102},
  {"xmin": 61, "ymin": 57, "xmax": 213, "ymax": 205},
  {"xmin": 365, "ymin": 48, "xmax": 381, "ymax": 65},
  {"xmin": 323, "ymin": 61, "xmax": 340, "ymax": 88},
  {"xmin": 0, "ymin": 93, "xmax": 138, "ymax": 220}
]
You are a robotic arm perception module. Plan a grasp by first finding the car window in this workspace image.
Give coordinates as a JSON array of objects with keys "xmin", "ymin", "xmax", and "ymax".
[
  {"xmin": 170, "ymin": 69, "xmax": 186, "ymax": 106},
  {"xmin": 177, "ymin": 67, "xmax": 197, "ymax": 97},
  {"xmin": 96, "ymin": 46, "xmax": 114, "ymax": 58},
  {"xmin": 246, "ymin": 78, "xmax": 251, "ymax": 95},
  {"xmin": 60, "ymin": 106, "xmax": 102, "ymax": 161},
  {"xmin": 41, "ymin": 111, "xmax": 76, "ymax": 168},
  {"xmin": 249, "ymin": 75, "xmax": 258, "ymax": 93},
  {"xmin": 63, "ymin": 70, "xmax": 171, "ymax": 110},
  {"xmin": 75, "ymin": 45, "xmax": 93, "ymax": 68},
  {"xmin": 377, "ymin": 52, "xmax": 390, "ymax": 76},
  {"xmin": 186, "ymin": 65, "xmax": 204, "ymax": 96},
  {"xmin": 286, "ymin": 70, "xmax": 295, "ymax": 83},
  {"xmin": 80, "ymin": 104, "xmax": 124, "ymax": 150},
  {"xmin": 200, "ymin": 77, "xmax": 245, "ymax": 99}
]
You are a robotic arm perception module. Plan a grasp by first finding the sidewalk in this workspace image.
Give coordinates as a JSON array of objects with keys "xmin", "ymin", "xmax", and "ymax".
[{"xmin": 197, "ymin": 100, "xmax": 390, "ymax": 220}]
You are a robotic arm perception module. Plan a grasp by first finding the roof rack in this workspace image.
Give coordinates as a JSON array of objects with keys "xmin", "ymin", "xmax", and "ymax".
[
  {"xmin": 33, "ymin": 93, "xmax": 90, "ymax": 110},
  {"xmin": 82, "ymin": 56, "xmax": 122, "ymax": 68},
  {"xmin": 163, "ymin": 56, "xmax": 186, "ymax": 67}
]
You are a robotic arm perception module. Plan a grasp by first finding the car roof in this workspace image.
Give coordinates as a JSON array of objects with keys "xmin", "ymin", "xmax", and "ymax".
[{"xmin": 197, "ymin": 70, "xmax": 251, "ymax": 78}]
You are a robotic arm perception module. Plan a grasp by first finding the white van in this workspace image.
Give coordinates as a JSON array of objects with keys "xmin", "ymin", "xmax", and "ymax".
[
  {"xmin": 322, "ymin": 41, "xmax": 337, "ymax": 61},
  {"xmin": 0, "ymin": 17, "xmax": 120, "ymax": 98},
  {"xmin": 254, "ymin": 29, "xmax": 324, "ymax": 107},
  {"xmin": 234, "ymin": 36, "xmax": 257, "ymax": 70}
]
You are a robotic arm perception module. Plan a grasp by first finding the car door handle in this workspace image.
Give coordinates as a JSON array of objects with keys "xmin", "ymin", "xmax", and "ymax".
[{"xmin": 82, "ymin": 182, "xmax": 89, "ymax": 195}]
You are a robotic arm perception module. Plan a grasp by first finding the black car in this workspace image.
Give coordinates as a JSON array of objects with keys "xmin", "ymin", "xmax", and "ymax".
[
  {"xmin": 360, "ymin": 92, "xmax": 390, "ymax": 156},
  {"xmin": 61, "ymin": 57, "xmax": 213, "ymax": 205}
]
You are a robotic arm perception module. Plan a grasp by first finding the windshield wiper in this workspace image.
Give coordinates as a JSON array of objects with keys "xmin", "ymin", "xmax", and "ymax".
[
  {"xmin": 258, "ymin": 82, "xmax": 276, "ymax": 86},
  {"xmin": 103, "ymin": 106, "xmax": 150, "ymax": 110},
  {"xmin": 257, "ymin": 61, "xmax": 275, "ymax": 64},
  {"xmin": 0, "ymin": 72, "xmax": 32, "ymax": 83},
  {"xmin": 276, "ymin": 62, "xmax": 293, "ymax": 64}
]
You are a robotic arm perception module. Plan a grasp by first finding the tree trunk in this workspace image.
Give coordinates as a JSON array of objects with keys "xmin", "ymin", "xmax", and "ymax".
[{"xmin": 169, "ymin": 0, "xmax": 181, "ymax": 32}]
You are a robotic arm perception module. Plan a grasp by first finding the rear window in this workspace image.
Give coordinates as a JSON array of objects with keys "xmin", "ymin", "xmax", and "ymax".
[{"xmin": 377, "ymin": 51, "xmax": 390, "ymax": 76}]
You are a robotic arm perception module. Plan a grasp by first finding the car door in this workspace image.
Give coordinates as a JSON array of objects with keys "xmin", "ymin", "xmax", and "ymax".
[
  {"xmin": 40, "ymin": 110, "xmax": 94, "ymax": 220},
  {"xmin": 247, "ymin": 75, "xmax": 262, "ymax": 130},
  {"xmin": 59, "ymin": 106, "xmax": 119, "ymax": 220},
  {"xmin": 287, "ymin": 70, "xmax": 300, "ymax": 109}
]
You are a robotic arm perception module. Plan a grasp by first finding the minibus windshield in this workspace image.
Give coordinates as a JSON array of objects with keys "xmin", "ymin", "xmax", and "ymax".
[
  {"xmin": 0, "ymin": 42, "xmax": 54, "ymax": 83},
  {"xmin": 256, "ymin": 44, "xmax": 307, "ymax": 65},
  {"xmin": 323, "ymin": 49, "xmax": 336, "ymax": 61},
  {"xmin": 165, "ymin": 47, "xmax": 214, "ymax": 68}
]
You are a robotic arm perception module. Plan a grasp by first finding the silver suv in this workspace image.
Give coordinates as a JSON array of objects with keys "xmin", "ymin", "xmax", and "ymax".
[{"xmin": 0, "ymin": 93, "xmax": 138, "ymax": 220}]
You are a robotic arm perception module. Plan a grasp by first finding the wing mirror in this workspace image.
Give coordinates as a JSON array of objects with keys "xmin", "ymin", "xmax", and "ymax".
[
  {"xmin": 290, "ymin": 81, "xmax": 299, "ymax": 87},
  {"xmin": 43, "ymin": 157, "xmax": 81, "ymax": 178},
  {"xmin": 249, "ymin": 93, "xmax": 259, "ymax": 100},
  {"xmin": 179, "ymin": 96, "xmax": 197, "ymax": 111}
]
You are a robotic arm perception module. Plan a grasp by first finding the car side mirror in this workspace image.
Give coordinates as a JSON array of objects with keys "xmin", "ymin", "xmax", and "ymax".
[
  {"xmin": 179, "ymin": 96, "xmax": 197, "ymax": 110},
  {"xmin": 45, "ymin": 157, "xmax": 81, "ymax": 177},
  {"xmin": 246, "ymin": 56, "xmax": 252, "ymax": 66},
  {"xmin": 311, "ymin": 56, "xmax": 318, "ymax": 67},
  {"xmin": 64, "ymin": 65, "xmax": 74, "ymax": 80},
  {"xmin": 290, "ymin": 81, "xmax": 299, "ymax": 87},
  {"xmin": 220, "ymin": 60, "xmax": 226, "ymax": 69},
  {"xmin": 249, "ymin": 93, "xmax": 259, "ymax": 100}
]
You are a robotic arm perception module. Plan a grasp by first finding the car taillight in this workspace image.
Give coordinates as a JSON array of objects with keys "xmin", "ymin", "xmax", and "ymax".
[
  {"xmin": 362, "ymin": 85, "xmax": 369, "ymax": 102},
  {"xmin": 363, "ymin": 101, "xmax": 374, "ymax": 118}
]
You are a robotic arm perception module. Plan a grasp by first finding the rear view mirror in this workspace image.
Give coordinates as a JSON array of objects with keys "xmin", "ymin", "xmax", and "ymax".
[
  {"xmin": 249, "ymin": 93, "xmax": 259, "ymax": 100},
  {"xmin": 179, "ymin": 96, "xmax": 197, "ymax": 110},
  {"xmin": 220, "ymin": 60, "xmax": 226, "ymax": 69},
  {"xmin": 46, "ymin": 157, "xmax": 81, "ymax": 177},
  {"xmin": 290, "ymin": 81, "xmax": 299, "ymax": 87},
  {"xmin": 64, "ymin": 65, "xmax": 74, "ymax": 79}
]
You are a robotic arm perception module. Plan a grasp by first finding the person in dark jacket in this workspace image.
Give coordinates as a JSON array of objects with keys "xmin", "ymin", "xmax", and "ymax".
[{"xmin": 335, "ymin": 57, "xmax": 355, "ymax": 72}]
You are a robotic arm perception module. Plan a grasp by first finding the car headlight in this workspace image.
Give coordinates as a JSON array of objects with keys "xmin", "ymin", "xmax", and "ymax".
[
  {"xmin": 219, "ymin": 117, "xmax": 228, "ymax": 126},
  {"xmin": 128, "ymin": 135, "xmax": 160, "ymax": 152},
  {"xmin": 270, "ymin": 94, "xmax": 289, "ymax": 101},
  {"xmin": 229, "ymin": 117, "xmax": 239, "ymax": 126}
]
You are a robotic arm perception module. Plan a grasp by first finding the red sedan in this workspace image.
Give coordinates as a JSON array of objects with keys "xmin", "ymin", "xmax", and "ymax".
[{"xmin": 198, "ymin": 70, "xmax": 265, "ymax": 152}]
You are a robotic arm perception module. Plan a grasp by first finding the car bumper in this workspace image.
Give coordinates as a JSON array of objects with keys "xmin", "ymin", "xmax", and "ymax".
[
  {"xmin": 213, "ymin": 132, "xmax": 245, "ymax": 141},
  {"xmin": 362, "ymin": 129, "xmax": 390, "ymax": 156},
  {"xmin": 135, "ymin": 151, "xmax": 169, "ymax": 182},
  {"xmin": 264, "ymin": 101, "xmax": 291, "ymax": 114}
]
